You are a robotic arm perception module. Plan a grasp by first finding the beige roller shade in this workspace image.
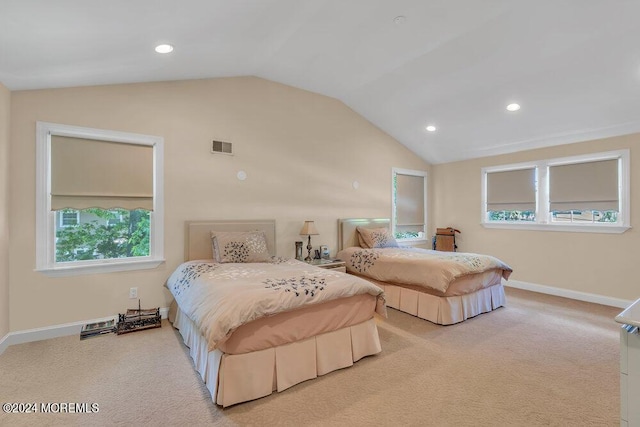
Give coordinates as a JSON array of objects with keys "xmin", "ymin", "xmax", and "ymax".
[
  {"xmin": 549, "ymin": 159, "xmax": 618, "ymax": 212},
  {"xmin": 486, "ymin": 168, "xmax": 536, "ymax": 211},
  {"xmin": 51, "ymin": 136, "xmax": 153, "ymax": 211},
  {"xmin": 396, "ymin": 174, "xmax": 424, "ymax": 225}
]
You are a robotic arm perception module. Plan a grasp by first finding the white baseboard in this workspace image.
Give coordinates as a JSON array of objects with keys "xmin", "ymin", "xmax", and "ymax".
[
  {"xmin": 1, "ymin": 284, "xmax": 629, "ymax": 356},
  {"xmin": 0, "ymin": 332, "xmax": 10, "ymax": 355},
  {"xmin": 0, "ymin": 307, "xmax": 169, "ymax": 355},
  {"xmin": 505, "ymin": 280, "xmax": 632, "ymax": 309}
]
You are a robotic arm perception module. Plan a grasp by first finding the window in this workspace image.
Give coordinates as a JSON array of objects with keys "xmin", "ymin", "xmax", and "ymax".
[
  {"xmin": 392, "ymin": 168, "xmax": 427, "ymax": 242},
  {"xmin": 54, "ymin": 208, "xmax": 150, "ymax": 262},
  {"xmin": 106, "ymin": 210, "xmax": 125, "ymax": 227},
  {"xmin": 59, "ymin": 210, "xmax": 80, "ymax": 227},
  {"xmin": 485, "ymin": 167, "xmax": 536, "ymax": 223},
  {"xmin": 36, "ymin": 122, "xmax": 164, "ymax": 276},
  {"xmin": 548, "ymin": 159, "xmax": 619, "ymax": 225},
  {"xmin": 481, "ymin": 150, "xmax": 630, "ymax": 233}
]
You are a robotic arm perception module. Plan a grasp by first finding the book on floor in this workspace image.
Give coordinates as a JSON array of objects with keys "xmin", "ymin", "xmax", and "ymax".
[{"xmin": 80, "ymin": 319, "xmax": 116, "ymax": 340}]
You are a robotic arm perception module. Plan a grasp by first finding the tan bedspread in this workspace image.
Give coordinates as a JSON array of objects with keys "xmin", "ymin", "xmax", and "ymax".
[
  {"xmin": 166, "ymin": 258, "xmax": 386, "ymax": 351},
  {"xmin": 337, "ymin": 247, "xmax": 512, "ymax": 293}
]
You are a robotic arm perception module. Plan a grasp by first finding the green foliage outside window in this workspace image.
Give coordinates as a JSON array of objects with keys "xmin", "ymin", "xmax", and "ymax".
[
  {"xmin": 488, "ymin": 210, "xmax": 536, "ymax": 221},
  {"xmin": 55, "ymin": 209, "xmax": 150, "ymax": 262},
  {"xmin": 489, "ymin": 210, "xmax": 618, "ymax": 223},
  {"xmin": 395, "ymin": 231, "xmax": 419, "ymax": 239},
  {"xmin": 598, "ymin": 211, "xmax": 618, "ymax": 222},
  {"xmin": 551, "ymin": 210, "xmax": 618, "ymax": 223}
]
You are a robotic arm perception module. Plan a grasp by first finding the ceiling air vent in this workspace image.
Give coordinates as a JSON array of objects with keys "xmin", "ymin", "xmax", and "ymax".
[{"xmin": 211, "ymin": 140, "xmax": 233, "ymax": 155}]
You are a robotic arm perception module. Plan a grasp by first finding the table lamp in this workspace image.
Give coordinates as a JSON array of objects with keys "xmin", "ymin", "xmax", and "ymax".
[{"xmin": 299, "ymin": 220, "xmax": 319, "ymax": 262}]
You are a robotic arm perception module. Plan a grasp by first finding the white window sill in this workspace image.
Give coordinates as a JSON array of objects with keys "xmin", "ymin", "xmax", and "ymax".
[
  {"xmin": 482, "ymin": 222, "xmax": 631, "ymax": 234},
  {"xmin": 35, "ymin": 258, "xmax": 165, "ymax": 277},
  {"xmin": 397, "ymin": 238, "xmax": 429, "ymax": 247}
]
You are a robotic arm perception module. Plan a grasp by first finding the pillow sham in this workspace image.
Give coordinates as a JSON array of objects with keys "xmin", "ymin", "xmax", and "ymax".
[
  {"xmin": 210, "ymin": 231, "xmax": 271, "ymax": 263},
  {"xmin": 356, "ymin": 226, "xmax": 399, "ymax": 249}
]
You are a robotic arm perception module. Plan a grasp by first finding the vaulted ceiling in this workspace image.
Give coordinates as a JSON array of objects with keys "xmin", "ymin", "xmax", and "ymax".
[{"xmin": 2, "ymin": 0, "xmax": 640, "ymax": 164}]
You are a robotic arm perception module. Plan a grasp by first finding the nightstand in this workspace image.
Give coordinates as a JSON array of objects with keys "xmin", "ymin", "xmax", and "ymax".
[{"xmin": 307, "ymin": 259, "xmax": 346, "ymax": 273}]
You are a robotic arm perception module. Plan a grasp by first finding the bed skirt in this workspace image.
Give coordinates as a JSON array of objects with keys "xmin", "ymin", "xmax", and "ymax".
[
  {"xmin": 171, "ymin": 306, "xmax": 382, "ymax": 407},
  {"xmin": 380, "ymin": 283, "xmax": 506, "ymax": 325}
]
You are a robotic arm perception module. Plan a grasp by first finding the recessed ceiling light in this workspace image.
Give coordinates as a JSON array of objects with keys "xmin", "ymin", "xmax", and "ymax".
[
  {"xmin": 426, "ymin": 125, "xmax": 437, "ymax": 132},
  {"xmin": 155, "ymin": 44, "xmax": 174, "ymax": 54},
  {"xmin": 393, "ymin": 16, "xmax": 406, "ymax": 25},
  {"xmin": 506, "ymin": 103, "xmax": 521, "ymax": 112}
]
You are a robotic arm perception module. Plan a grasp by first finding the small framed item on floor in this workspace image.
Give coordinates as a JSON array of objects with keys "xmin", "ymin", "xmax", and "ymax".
[
  {"xmin": 116, "ymin": 301, "xmax": 161, "ymax": 335},
  {"xmin": 80, "ymin": 319, "xmax": 116, "ymax": 340}
]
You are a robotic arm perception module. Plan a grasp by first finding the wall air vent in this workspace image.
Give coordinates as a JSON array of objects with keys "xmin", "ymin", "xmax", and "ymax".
[{"xmin": 211, "ymin": 140, "xmax": 233, "ymax": 155}]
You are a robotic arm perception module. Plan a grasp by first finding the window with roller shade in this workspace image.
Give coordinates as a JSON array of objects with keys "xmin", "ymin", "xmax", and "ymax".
[
  {"xmin": 481, "ymin": 149, "xmax": 629, "ymax": 233},
  {"xmin": 549, "ymin": 159, "xmax": 619, "ymax": 224},
  {"xmin": 36, "ymin": 122, "xmax": 164, "ymax": 276},
  {"xmin": 485, "ymin": 167, "xmax": 537, "ymax": 222},
  {"xmin": 392, "ymin": 168, "xmax": 427, "ymax": 241}
]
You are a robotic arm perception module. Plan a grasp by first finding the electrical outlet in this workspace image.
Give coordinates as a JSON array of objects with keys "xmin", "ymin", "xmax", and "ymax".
[{"xmin": 129, "ymin": 287, "xmax": 138, "ymax": 299}]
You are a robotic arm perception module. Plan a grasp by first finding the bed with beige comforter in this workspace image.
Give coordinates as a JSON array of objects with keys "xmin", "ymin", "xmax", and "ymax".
[
  {"xmin": 167, "ymin": 257, "xmax": 386, "ymax": 351},
  {"xmin": 166, "ymin": 257, "xmax": 386, "ymax": 406},
  {"xmin": 337, "ymin": 246, "xmax": 512, "ymax": 325},
  {"xmin": 337, "ymin": 247, "xmax": 512, "ymax": 293}
]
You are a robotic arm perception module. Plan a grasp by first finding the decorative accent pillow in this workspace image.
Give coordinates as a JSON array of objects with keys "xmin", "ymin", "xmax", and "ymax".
[
  {"xmin": 356, "ymin": 226, "xmax": 399, "ymax": 249},
  {"xmin": 210, "ymin": 231, "xmax": 271, "ymax": 263}
]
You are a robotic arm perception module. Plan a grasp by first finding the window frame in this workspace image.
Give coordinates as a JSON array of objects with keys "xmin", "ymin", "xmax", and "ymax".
[
  {"xmin": 481, "ymin": 149, "xmax": 630, "ymax": 234},
  {"xmin": 59, "ymin": 210, "xmax": 80, "ymax": 228},
  {"xmin": 391, "ymin": 167, "xmax": 428, "ymax": 244},
  {"xmin": 36, "ymin": 122, "xmax": 165, "ymax": 276}
]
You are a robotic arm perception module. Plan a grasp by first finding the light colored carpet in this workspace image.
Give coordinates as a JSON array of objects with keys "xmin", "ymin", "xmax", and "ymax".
[{"xmin": 0, "ymin": 288, "xmax": 621, "ymax": 426}]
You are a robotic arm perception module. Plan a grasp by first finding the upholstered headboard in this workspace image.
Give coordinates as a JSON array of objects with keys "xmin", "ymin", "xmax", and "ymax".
[
  {"xmin": 185, "ymin": 219, "xmax": 277, "ymax": 261},
  {"xmin": 337, "ymin": 218, "xmax": 391, "ymax": 251}
]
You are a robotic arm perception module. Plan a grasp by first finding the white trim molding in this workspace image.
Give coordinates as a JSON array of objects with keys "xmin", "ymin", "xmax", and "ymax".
[
  {"xmin": 505, "ymin": 279, "xmax": 632, "ymax": 309},
  {"xmin": 35, "ymin": 258, "xmax": 165, "ymax": 277},
  {"xmin": 482, "ymin": 222, "xmax": 630, "ymax": 234},
  {"xmin": 0, "ymin": 307, "xmax": 169, "ymax": 355},
  {"xmin": 0, "ymin": 332, "xmax": 10, "ymax": 355}
]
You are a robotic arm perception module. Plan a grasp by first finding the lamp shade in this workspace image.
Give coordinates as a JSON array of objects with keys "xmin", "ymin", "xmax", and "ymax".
[{"xmin": 299, "ymin": 220, "xmax": 319, "ymax": 236}]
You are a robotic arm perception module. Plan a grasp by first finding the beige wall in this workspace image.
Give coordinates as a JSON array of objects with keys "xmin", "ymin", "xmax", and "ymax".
[
  {"xmin": 432, "ymin": 133, "xmax": 640, "ymax": 301},
  {"xmin": 0, "ymin": 83, "xmax": 10, "ymax": 338},
  {"xmin": 9, "ymin": 77, "xmax": 430, "ymax": 331}
]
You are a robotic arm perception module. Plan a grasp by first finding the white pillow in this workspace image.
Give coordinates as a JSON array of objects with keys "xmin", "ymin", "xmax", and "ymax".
[{"xmin": 356, "ymin": 226, "xmax": 399, "ymax": 249}]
